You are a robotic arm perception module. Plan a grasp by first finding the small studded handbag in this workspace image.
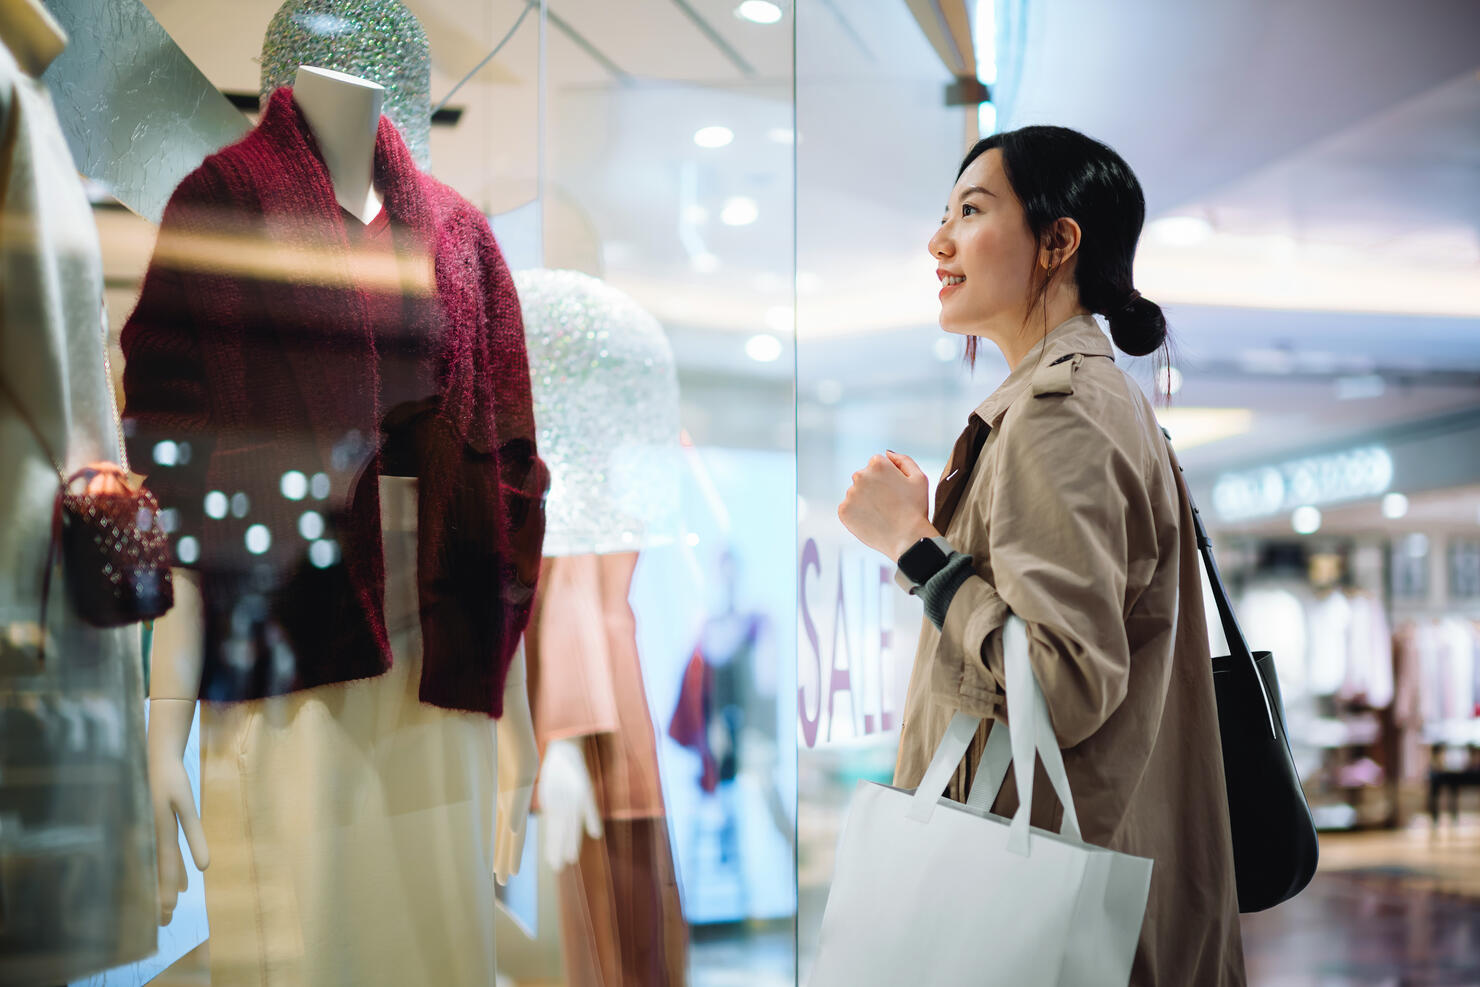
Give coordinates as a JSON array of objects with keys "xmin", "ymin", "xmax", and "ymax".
[{"xmin": 2, "ymin": 378, "xmax": 173, "ymax": 660}]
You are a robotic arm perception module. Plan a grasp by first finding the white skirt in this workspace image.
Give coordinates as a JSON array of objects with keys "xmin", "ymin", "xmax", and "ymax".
[{"xmin": 200, "ymin": 477, "xmax": 499, "ymax": 986}]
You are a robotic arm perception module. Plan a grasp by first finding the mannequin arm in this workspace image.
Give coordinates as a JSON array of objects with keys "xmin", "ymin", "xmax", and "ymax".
[
  {"xmin": 494, "ymin": 640, "xmax": 539, "ymax": 884},
  {"xmin": 535, "ymin": 736, "xmax": 603, "ymax": 872},
  {"xmin": 147, "ymin": 569, "xmax": 208, "ymax": 924}
]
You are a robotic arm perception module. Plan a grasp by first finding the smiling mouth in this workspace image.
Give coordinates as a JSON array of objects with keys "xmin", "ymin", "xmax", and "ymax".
[{"xmin": 940, "ymin": 275, "xmax": 965, "ymax": 287}]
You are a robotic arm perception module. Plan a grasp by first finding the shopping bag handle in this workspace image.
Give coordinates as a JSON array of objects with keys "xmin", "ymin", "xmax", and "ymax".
[{"xmin": 905, "ymin": 617, "xmax": 1082, "ymax": 855}]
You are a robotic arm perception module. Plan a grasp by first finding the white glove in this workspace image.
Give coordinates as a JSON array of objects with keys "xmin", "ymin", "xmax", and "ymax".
[
  {"xmin": 536, "ymin": 737, "xmax": 603, "ymax": 872},
  {"xmin": 147, "ymin": 698, "xmax": 209, "ymax": 925}
]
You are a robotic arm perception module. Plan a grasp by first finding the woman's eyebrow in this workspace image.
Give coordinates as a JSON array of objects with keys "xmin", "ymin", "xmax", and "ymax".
[{"xmin": 945, "ymin": 185, "xmax": 995, "ymax": 212}]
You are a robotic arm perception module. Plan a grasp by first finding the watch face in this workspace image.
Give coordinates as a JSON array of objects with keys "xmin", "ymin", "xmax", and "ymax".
[{"xmin": 900, "ymin": 538, "xmax": 948, "ymax": 584}]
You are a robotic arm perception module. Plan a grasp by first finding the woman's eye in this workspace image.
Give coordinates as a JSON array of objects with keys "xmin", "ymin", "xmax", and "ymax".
[{"xmin": 961, "ymin": 203, "xmax": 978, "ymax": 217}]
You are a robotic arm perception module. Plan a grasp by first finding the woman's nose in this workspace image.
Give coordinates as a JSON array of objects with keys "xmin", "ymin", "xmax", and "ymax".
[{"xmin": 929, "ymin": 225, "xmax": 951, "ymax": 259}]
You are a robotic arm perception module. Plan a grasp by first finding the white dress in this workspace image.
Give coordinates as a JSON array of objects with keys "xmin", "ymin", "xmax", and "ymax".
[
  {"xmin": 0, "ymin": 35, "xmax": 157, "ymax": 985},
  {"xmin": 199, "ymin": 477, "xmax": 502, "ymax": 986}
]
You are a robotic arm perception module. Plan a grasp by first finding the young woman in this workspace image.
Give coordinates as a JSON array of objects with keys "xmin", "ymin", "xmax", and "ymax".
[{"xmin": 837, "ymin": 126, "xmax": 1246, "ymax": 985}]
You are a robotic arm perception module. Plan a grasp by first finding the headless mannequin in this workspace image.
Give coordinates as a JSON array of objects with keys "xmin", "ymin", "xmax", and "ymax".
[
  {"xmin": 146, "ymin": 64, "xmax": 539, "ymax": 925},
  {"xmin": 0, "ymin": 0, "xmax": 65, "ymax": 78},
  {"xmin": 291, "ymin": 65, "xmax": 382, "ymax": 223}
]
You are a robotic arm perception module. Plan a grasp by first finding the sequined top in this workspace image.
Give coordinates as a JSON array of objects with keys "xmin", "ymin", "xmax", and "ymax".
[
  {"xmin": 260, "ymin": 0, "xmax": 432, "ymax": 168},
  {"xmin": 515, "ymin": 269, "xmax": 681, "ymax": 556}
]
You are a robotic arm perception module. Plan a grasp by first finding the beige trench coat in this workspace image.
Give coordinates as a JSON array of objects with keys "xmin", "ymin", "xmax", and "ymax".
[{"xmin": 893, "ymin": 315, "xmax": 1246, "ymax": 986}]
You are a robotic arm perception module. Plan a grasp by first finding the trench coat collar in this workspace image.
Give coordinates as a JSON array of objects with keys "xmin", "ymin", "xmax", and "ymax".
[{"xmin": 971, "ymin": 314, "xmax": 1114, "ymax": 429}]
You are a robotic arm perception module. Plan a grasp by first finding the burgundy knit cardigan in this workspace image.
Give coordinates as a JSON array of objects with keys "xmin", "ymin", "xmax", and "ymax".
[{"xmin": 120, "ymin": 87, "xmax": 547, "ymax": 716}]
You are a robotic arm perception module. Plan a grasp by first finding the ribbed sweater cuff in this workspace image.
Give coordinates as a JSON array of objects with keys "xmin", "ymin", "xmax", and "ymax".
[{"xmin": 921, "ymin": 552, "xmax": 975, "ymax": 630}]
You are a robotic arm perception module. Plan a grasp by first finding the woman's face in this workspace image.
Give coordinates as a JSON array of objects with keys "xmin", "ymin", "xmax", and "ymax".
[{"xmin": 927, "ymin": 149, "xmax": 1039, "ymax": 337}]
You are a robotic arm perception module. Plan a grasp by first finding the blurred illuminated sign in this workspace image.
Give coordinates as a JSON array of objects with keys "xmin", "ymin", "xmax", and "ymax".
[{"xmin": 1211, "ymin": 446, "xmax": 1394, "ymax": 521}]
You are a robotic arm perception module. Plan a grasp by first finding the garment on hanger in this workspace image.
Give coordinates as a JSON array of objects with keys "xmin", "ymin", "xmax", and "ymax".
[
  {"xmin": 1239, "ymin": 583, "xmax": 1311, "ymax": 706},
  {"xmin": 1306, "ymin": 590, "xmax": 1353, "ymax": 697},
  {"xmin": 1340, "ymin": 592, "xmax": 1393, "ymax": 709},
  {"xmin": 1390, "ymin": 621, "xmax": 1429, "ymax": 782},
  {"xmin": 525, "ymin": 553, "xmax": 688, "ymax": 987},
  {"xmin": 120, "ymin": 86, "xmax": 547, "ymax": 715},
  {"xmin": 0, "ymin": 37, "xmax": 157, "ymax": 983},
  {"xmin": 1436, "ymin": 618, "xmax": 1478, "ymax": 724}
]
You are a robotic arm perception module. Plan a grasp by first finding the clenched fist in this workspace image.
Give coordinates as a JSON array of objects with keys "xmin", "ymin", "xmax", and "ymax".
[{"xmin": 837, "ymin": 450, "xmax": 938, "ymax": 561}]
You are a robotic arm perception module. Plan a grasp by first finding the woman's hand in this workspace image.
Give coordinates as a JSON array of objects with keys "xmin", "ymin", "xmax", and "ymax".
[{"xmin": 838, "ymin": 451, "xmax": 938, "ymax": 560}]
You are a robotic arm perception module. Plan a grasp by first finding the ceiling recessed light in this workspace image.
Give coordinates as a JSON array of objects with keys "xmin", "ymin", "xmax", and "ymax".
[
  {"xmin": 977, "ymin": 102, "xmax": 998, "ymax": 137},
  {"xmin": 746, "ymin": 333, "xmax": 783, "ymax": 363},
  {"xmin": 764, "ymin": 306, "xmax": 794, "ymax": 333},
  {"xmin": 766, "ymin": 127, "xmax": 795, "ymax": 144},
  {"xmin": 1156, "ymin": 365, "xmax": 1184, "ymax": 396},
  {"xmin": 1291, "ymin": 505, "xmax": 1322, "ymax": 536},
  {"xmin": 694, "ymin": 125, "xmax": 734, "ymax": 149},
  {"xmin": 721, "ymin": 196, "xmax": 759, "ymax": 226},
  {"xmin": 736, "ymin": 1, "xmax": 783, "ymax": 25},
  {"xmin": 933, "ymin": 337, "xmax": 958, "ymax": 362},
  {"xmin": 1381, "ymin": 493, "xmax": 1409, "ymax": 520}
]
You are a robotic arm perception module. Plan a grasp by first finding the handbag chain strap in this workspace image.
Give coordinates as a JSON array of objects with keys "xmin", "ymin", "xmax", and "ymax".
[{"xmin": 0, "ymin": 369, "xmax": 134, "ymax": 663}]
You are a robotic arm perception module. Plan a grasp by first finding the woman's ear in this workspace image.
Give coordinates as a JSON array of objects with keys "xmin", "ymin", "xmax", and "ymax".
[{"xmin": 1038, "ymin": 217, "xmax": 1083, "ymax": 269}]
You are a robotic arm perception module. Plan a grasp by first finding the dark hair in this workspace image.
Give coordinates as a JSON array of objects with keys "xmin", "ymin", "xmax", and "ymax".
[{"xmin": 955, "ymin": 125, "xmax": 1169, "ymax": 366}]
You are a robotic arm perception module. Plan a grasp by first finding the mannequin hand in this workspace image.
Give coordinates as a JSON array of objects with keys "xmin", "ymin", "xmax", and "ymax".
[
  {"xmin": 147, "ymin": 699, "xmax": 208, "ymax": 925},
  {"xmin": 536, "ymin": 738, "xmax": 602, "ymax": 872},
  {"xmin": 493, "ymin": 643, "xmax": 538, "ymax": 883},
  {"xmin": 82, "ymin": 462, "xmax": 128, "ymax": 496},
  {"xmin": 838, "ymin": 450, "xmax": 936, "ymax": 560},
  {"xmin": 494, "ymin": 782, "xmax": 534, "ymax": 884}
]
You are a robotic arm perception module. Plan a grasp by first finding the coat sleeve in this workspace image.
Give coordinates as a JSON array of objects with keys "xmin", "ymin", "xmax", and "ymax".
[
  {"xmin": 119, "ymin": 168, "xmax": 226, "ymax": 563},
  {"xmin": 465, "ymin": 210, "xmax": 548, "ymax": 666},
  {"xmin": 928, "ymin": 389, "xmax": 1146, "ymax": 748}
]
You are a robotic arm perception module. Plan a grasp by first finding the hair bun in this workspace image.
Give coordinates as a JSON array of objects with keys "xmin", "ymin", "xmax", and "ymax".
[{"xmin": 1106, "ymin": 294, "xmax": 1167, "ymax": 357}]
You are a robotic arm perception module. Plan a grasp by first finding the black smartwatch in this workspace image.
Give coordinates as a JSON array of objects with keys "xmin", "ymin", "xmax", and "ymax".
[{"xmin": 896, "ymin": 536, "xmax": 955, "ymax": 589}]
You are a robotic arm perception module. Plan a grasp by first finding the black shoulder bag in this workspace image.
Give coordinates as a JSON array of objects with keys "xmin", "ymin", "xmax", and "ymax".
[{"xmin": 1167, "ymin": 434, "xmax": 1320, "ymax": 912}]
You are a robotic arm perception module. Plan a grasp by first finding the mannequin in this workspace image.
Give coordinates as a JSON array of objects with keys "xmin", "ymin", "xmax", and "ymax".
[
  {"xmin": 140, "ymin": 65, "xmax": 540, "ymax": 983},
  {"xmin": 292, "ymin": 65, "xmax": 383, "ymax": 222},
  {"xmin": 0, "ymin": 0, "xmax": 158, "ymax": 980},
  {"xmin": 515, "ymin": 269, "xmax": 688, "ymax": 986},
  {"xmin": 261, "ymin": 0, "xmax": 433, "ymax": 168}
]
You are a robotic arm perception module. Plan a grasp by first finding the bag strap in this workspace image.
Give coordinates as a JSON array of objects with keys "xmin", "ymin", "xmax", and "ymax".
[
  {"xmin": 906, "ymin": 617, "xmax": 1082, "ymax": 855},
  {"xmin": 1161, "ymin": 429, "xmax": 1277, "ymax": 738}
]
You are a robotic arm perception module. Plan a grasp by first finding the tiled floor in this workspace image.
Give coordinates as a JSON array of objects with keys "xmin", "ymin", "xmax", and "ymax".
[
  {"xmin": 1241, "ymin": 821, "xmax": 1480, "ymax": 986},
  {"xmin": 153, "ymin": 822, "xmax": 1480, "ymax": 984}
]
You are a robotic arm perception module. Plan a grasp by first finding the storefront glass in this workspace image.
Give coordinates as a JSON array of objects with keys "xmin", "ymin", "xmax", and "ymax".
[
  {"xmin": 3, "ymin": 1, "xmax": 797, "ymax": 983},
  {"xmin": 3, "ymin": 0, "xmax": 1479, "ymax": 983}
]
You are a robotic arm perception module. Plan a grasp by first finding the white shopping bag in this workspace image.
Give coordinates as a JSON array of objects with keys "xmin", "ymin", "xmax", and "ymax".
[{"xmin": 809, "ymin": 617, "xmax": 1152, "ymax": 987}]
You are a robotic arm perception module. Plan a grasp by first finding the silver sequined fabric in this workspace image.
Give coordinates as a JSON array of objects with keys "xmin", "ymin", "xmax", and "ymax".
[
  {"xmin": 260, "ymin": 0, "xmax": 431, "ymax": 167},
  {"xmin": 515, "ymin": 269, "xmax": 682, "ymax": 556}
]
